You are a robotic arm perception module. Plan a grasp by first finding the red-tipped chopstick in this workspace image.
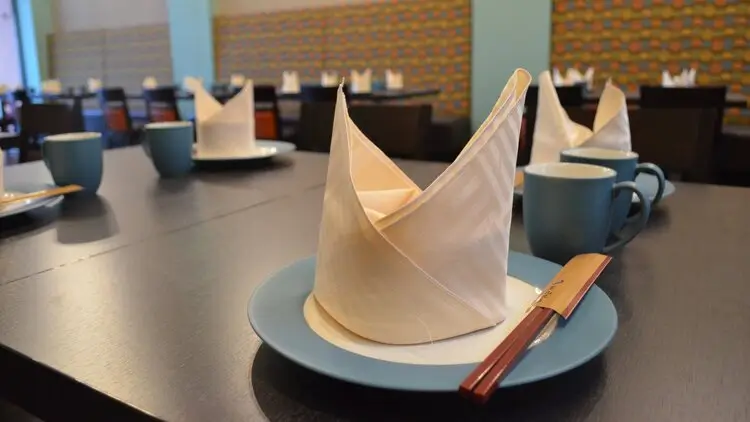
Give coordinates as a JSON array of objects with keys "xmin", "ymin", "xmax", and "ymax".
[{"xmin": 459, "ymin": 254, "xmax": 611, "ymax": 404}]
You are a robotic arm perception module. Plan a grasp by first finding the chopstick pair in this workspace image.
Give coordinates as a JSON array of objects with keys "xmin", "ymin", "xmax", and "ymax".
[
  {"xmin": 0, "ymin": 184, "xmax": 83, "ymax": 206},
  {"xmin": 459, "ymin": 254, "xmax": 612, "ymax": 404}
]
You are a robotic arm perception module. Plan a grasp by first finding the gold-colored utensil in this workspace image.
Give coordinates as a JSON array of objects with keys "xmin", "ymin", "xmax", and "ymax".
[{"xmin": 0, "ymin": 184, "xmax": 83, "ymax": 206}]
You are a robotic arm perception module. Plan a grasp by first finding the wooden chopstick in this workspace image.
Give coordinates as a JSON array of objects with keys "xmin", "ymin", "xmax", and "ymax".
[
  {"xmin": 0, "ymin": 184, "xmax": 83, "ymax": 206},
  {"xmin": 471, "ymin": 307, "xmax": 555, "ymax": 402},
  {"xmin": 459, "ymin": 254, "xmax": 612, "ymax": 403}
]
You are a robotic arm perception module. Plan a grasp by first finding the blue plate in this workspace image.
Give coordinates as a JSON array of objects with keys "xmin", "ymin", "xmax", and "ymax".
[
  {"xmin": 192, "ymin": 140, "xmax": 296, "ymax": 162},
  {"xmin": 515, "ymin": 168, "xmax": 675, "ymax": 204},
  {"xmin": 0, "ymin": 183, "xmax": 64, "ymax": 219},
  {"xmin": 248, "ymin": 252, "xmax": 618, "ymax": 391}
]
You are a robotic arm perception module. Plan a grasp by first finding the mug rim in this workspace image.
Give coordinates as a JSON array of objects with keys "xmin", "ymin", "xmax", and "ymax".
[
  {"xmin": 145, "ymin": 121, "xmax": 193, "ymax": 130},
  {"xmin": 525, "ymin": 162, "xmax": 616, "ymax": 180},
  {"xmin": 45, "ymin": 132, "xmax": 101, "ymax": 142},
  {"xmin": 561, "ymin": 147, "xmax": 639, "ymax": 160}
]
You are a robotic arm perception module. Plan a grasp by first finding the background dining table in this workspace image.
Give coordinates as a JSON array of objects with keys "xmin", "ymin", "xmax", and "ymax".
[{"xmin": 1, "ymin": 148, "xmax": 749, "ymax": 421}]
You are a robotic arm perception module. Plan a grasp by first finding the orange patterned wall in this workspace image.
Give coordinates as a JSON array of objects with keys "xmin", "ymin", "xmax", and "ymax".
[
  {"xmin": 214, "ymin": 0, "xmax": 471, "ymax": 116},
  {"xmin": 550, "ymin": 0, "xmax": 749, "ymax": 123}
]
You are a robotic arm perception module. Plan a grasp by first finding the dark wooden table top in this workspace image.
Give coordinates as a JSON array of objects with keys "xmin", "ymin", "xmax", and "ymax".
[{"xmin": 1, "ymin": 149, "xmax": 750, "ymax": 421}]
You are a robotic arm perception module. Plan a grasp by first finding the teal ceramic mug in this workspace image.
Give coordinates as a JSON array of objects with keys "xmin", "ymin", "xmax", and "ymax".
[
  {"xmin": 142, "ymin": 121, "xmax": 194, "ymax": 178},
  {"xmin": 42, "ymin": 132, "xmax": 103, "ymax": 194},
  {"xmin": 523, "ymin": 162, "xmax": 651, "ymax": 264},
  {"xmin": 560, "ymin": 147, "xmax": 664, "ymax": 235}
]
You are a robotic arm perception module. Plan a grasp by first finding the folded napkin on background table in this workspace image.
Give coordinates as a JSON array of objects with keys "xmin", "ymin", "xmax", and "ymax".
[
  {"xmin": 184, "ymin": 76, "xmax": 256, "ymax": 158},
  {"xmin": 142, "ymin": 77, "xmax": 158, "ymax": 89},
  {"xmin": 385, "ymin": 69, "xmax": 404, "ymax": 90},
  {"xmin": 41, "ymin": 79, "xmax": 62, "ymax": 95},
  {"xmin": 350, "ymin": 69, "xmax": 373, "ymax": 93},
  {"xmin": 87, "ymin": 78, "xmax": 102, "ymax": 92},
  {"xmin": 661, "ymin": 68, "xmax": 697, "ymax": 87},
  {"xmin": 530, "ymin": 70, "xmax": 630, "ymax": 164},
  {"xmin": 182, "ymin": 76, "xmax": 204, "ymax": 93},
  {"xmin": 230, "ymin": 74, "xmax": 246, "ymax": 89},
  {"xmin": 321, "ymin": 71, "xmax": 339, "ymax": 87},
  {"xmin": 313, "ymin": 69, "xmax": 531, "ymax": 345},
  {"xmin": 281, "ymin": 71, "xmax": 300, "ymax": 94},
  {"xmin": 552, "ymin": 67, "xmax": 595, "ymax": 89}
]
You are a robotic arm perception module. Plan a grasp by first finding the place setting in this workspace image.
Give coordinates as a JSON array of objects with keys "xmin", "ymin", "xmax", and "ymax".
[
  {"xmin": 514, "ymin": 70, "xmax": 676, "ymax": 207},
  {"xmin": 0, "ymin": 131, "xmax": 103, "ymax": 222},
  {"xmin": 248, "ymin": 70, "xmax": 627, "ymax": 404}
]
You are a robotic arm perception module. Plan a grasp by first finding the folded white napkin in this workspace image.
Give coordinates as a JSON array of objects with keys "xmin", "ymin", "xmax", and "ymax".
[
  {"xmin": 185, "ymin": 76, "xmax": 256, "ymax": 158},
  {"xmin": 230, "ymin": 74, "xmax": 246, "ymax": 88},
  {"xmin": 41, "ymin": 79, "xmax": 62, "ymax": 95},
  {"xmin": 661, "ymin": 68, "xmax": 697, "ymax": 87},
  {"xmin": 87, "ymin": 78, "xmax": 102, "ymax": 92},
  {"xmin": 584, "ymin": 67, "xmax": 595, "ymax": 90},
  {"xmin": 182, "ymin": 76, "xmax": 204, "ymax": 93},
  {"xmin": 385, "ymin": 69, "xmax": 404, "ymax": 90},
  {"xmin": 312, "ymin": 69, "xmax": 532, "ymax": 345},
  {"xmin": 552, "ymin": 67, "xmax": 566, "ymax": 86},
  {"xmin": 350, "ymin": 69, "xmax": 373, "ymax": 94},
  {"xmin": 565, "ymin": 68, "xmax": 584, "ymax": 85},
  {"xmin": 281, "ymin": 71, "xmax": 301, "ymax": 94},
  {"xmin": 321, "ymin": 71, "xmax": 339, "ymax": 87},
  {"xmin": 530, "ymin": 71, "xmax": 630, "ymax": 164},
  {"xmin": 142, "ymin": 77, "xmax": 158, "ymax": 89}
]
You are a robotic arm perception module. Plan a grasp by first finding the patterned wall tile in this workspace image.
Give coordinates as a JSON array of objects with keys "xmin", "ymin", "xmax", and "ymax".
[
  {"xmin": 213, "ymin": 0, "xmax": 471, "ymax": 116},
  {"xmin": 214, "ymin": 8, "xmax": 328, "ymax": 85},
  {"xmin": 550, "ymin": 0, "xmax": 749, "ymax": 124}
]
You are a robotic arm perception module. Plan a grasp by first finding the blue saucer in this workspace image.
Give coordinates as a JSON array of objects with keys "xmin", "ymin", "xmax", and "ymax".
[
  {"xmin": 0, "ymin": 183, "xmax": 64, "ymax": 219},
  {"xmin": 515, "ymin": 169, "xmax": 675, "ymax": 204},
  {"xmin": 248, "ymin": 252, "xmax": 618, "ymax": 391}
]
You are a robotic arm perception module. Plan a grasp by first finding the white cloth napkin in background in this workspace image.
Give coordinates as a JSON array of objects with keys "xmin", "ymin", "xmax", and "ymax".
[
  {"xmin": 142, "ymin": 77, "xmax": 158, "ymax": 89},
  {"xmin": 281, "ymin": 71, "xmax": 301, "ymax": 94},
  {"xmin": 230, "ymin": 74, "xmax": 246, "ymax": 88},
  {"xmin": 552, "ymin": 68, "xmax": 566, "ymax": 86},
  {"xmin": 565, "ymin": 68, "xmax": 584, "ymax": 85},
  {"xmin": 385, "ymin": 69, "xmax": 404, "ymax": 90},
  {"xmin": 686, "ymin": 68, "xmax": 697, "ymax": 86},
  {"xmin": 41, "ymin": 79, "xmax": 62, "ymax": 95},
  {"xmin": 661, "ymin": 68, "xmax": 697, "ymax": 87},
  {"xmin": 87, "ymin": 78, "xmax": 102, "ymax": 92},
  {"xmin": 321, "ymin": 71, "xmax": 339, "ymax": 87},
  {"xmin": 350, "ymin": 69, "xmax": 373, "ymax": 93},
  {"xmin": 530, "ymin": 71, "xmax": 630, "ymax": 164},
  {"xmin": 584, "ymin": 67, "xmax": 595, "ymax": 90},
  {"xmin": 182, "ymin": 76, "xmax": 204, "ymax": 93},
  {"xmin": 312, "ymin": 69, "xmax": 531, "ymax": 345},
  {"xmin": 185, "ymin": 76, "xmax": 256, "ymax": 158}
]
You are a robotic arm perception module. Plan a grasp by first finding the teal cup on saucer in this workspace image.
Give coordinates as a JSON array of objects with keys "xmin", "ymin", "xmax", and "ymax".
[
  {"xmin": 43, "ymin": 132, "xmax": 103, "ymax": 194},
  {"xmin": 523, "ymin": 162, "xmax": 651, "ymax": 264},
  {"xmin": 560, "ymin": 147, "xmax": 664, "ymax": 235},
  {"xmin": 143, "ymin": 121, "xmax": 194, "ymax": 178}
]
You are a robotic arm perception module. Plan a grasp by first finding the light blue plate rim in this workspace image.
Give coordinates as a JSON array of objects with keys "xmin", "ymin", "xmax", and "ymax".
[
  {"xmin": 514, "ymin": 166, "xmax": 676, "ymax": 203},
  {"xmin": 0, "ymin": 183, "xmax": 63, "ymax": 219},
  {"xmin": 192, "ymin": 140, "xmax": 296, "ymax": 162},
  {"xmin": 248, "ymin": 251, "xmax": 618, "ymax": 391}
]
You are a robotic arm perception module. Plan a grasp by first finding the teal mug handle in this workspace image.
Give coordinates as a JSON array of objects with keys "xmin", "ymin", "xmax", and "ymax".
[
  {"xmin": 141, "ymin": 135, "xmax": 151, "ymax": 158},
  {"xmin": 635, "ymin": 162, "xmax": 665, "ymax": 206},
  {"xmin": 41, "ymin": 141, "xmax": 51, "ymax": 169},
  {"xmin": 603, "ymin": 181, "xmax": 651, "ymax": 253}
]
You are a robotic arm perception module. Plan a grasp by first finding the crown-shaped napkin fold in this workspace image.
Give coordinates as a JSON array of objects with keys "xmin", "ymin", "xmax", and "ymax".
[
  {"xmin": 41, "ymin": 79, "xmax": 62, "ymax": 95},
  {"xmin": 87, "ymin": 78, "xmax": 102, "ymax": 92},
  {"xmin": 281, "ymin": 71, "xmax": 300, "ymax": 93},
  {"xmin": 186, "ymin": 76, "xmax": 256, "ymax": 157},
  {"xmin": 321, "ymin": 71, "xmax": 339, "ymax": 87},
  {"xmin": 142, "ymin": 77, "xmax": 158, "ymax": 89},
  {"xmin": 313, "ymin": 69, "xmax": 531, "ymax": 345},
  {"xmin": 350, "ymin": 69, "xmax": 372, "ymax": 93},
  {"xmin": 230, "ymin": 74, "xmax": 246, "ymax": 88},
  {"xmin": 385, "ymin": 69, "xmax": 403, "ymax": 90},
  {"xmin": 530, "ymin": 71, "xmax": 630, "ymax": 164}
]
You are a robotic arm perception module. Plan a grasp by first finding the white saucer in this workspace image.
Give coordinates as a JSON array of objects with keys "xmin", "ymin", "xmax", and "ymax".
[{"xmin": 192, "ymin": 140, "xmax": 296, "ymax": 162}]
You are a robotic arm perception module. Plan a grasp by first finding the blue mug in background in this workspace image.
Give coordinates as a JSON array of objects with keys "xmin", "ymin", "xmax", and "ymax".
[
  {"xmin": 523, "ymin": 162, "xmax": 651, "ymax": 264},
  {"xmin": 560, "ymin": 147, "xmax": 664, "ymax": 235},
  {"xmin": 42, "ymin": 132, "xmax": 103, "ymax": 194},
  {"xmin": 142, "ymin": 121, "xmax": 194, "ymax": 178}
]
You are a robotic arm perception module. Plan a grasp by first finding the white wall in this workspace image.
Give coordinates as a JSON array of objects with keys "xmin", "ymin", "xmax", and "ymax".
[
  {"xmin": 214, "ymin": 0, "xmax": 376, "ymax": 15},
  {"xmin": 54, "ymin": 0, "xmax": 168, "ymax": 32},
  {"xmin": 0, "ymin": 0, "xmax": 22, "ymax": 86}
]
